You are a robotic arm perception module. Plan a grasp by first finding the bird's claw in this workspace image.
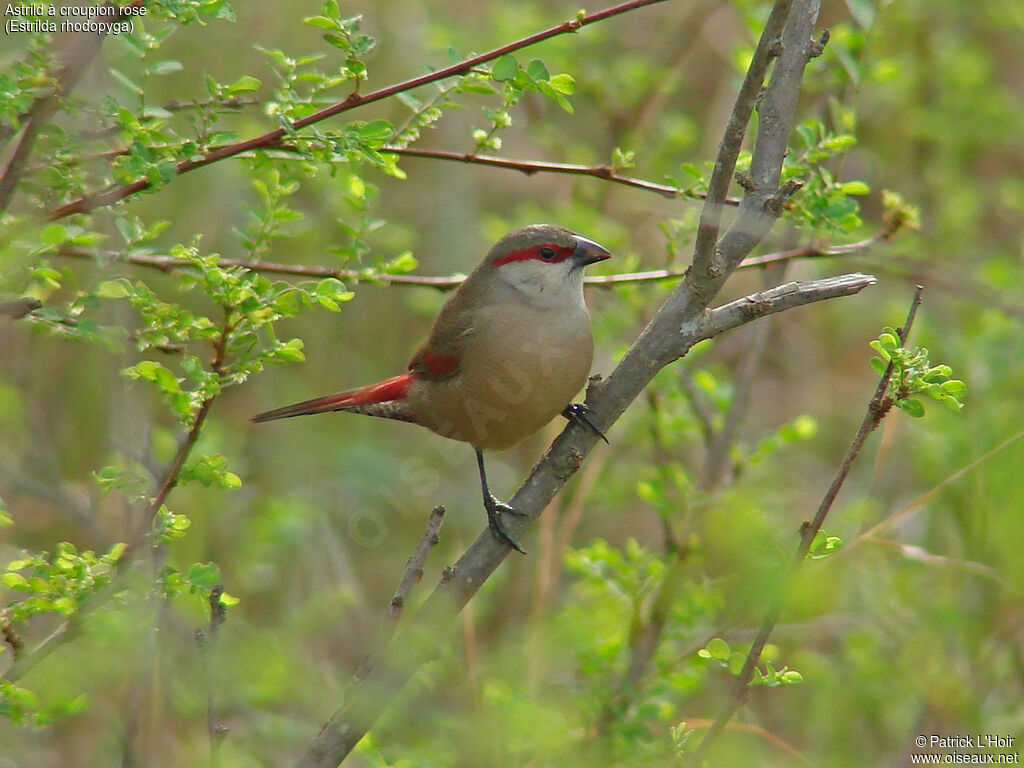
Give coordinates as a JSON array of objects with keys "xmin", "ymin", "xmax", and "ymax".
[
  {"xmin": 562, "ymin": 402, "xmax": 609, "ymax": 444},
  {"xmin": 484, "ymin": 495, "xmax": 527, "ymax": 554}
]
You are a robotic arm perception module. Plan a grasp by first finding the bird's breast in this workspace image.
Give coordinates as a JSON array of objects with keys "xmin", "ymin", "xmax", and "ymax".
[{"xmin": 408, "ymin": 300, "xmax": 594, "ymax": 450}]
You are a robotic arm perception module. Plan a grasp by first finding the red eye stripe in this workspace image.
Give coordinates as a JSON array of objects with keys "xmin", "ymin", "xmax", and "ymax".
[{"xmin": 492, "ymin": 243, "xmax": 575, "ymax": 267}]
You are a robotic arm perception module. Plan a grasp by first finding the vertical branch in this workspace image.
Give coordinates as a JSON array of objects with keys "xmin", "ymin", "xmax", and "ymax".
[
  {"xmin": 199, "ymin": 585, "xmax": 228, "ymax": 768},
  {"xmin": 689, "ymin": 0, "xmax": 794, "ymax": 287},
  {"xmin": 685, "ymin": 286, "xmax": 924, "ymax": 763}
]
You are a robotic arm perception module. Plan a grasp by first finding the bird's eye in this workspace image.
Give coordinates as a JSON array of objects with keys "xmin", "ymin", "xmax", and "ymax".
[{"xmin": 538, "ymin": 247, "xmax": 556, "ymax": 260}]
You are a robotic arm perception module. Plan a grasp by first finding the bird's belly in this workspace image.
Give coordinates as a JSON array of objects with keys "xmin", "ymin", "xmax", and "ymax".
[{"xmin": 409, "ymin": 310, "xmax": 593, "ymax": 450}]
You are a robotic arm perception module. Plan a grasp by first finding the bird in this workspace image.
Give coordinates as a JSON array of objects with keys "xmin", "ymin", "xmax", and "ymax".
[{"xmin": 253, "ymin": 224, "xmax": 611, "ymax": 553}]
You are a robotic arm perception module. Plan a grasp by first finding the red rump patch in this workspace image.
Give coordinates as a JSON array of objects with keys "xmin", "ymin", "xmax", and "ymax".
[
  {"xmin": 492, "ymin": 243, "xmax": 575, "ymax": 268},
  {"xmin": 414, "ymin": 348, "xmax": 459, "ymax": 377}
]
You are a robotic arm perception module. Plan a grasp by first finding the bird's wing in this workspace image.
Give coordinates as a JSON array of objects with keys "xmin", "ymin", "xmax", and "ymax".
[{"xmin": 407, "ymin": 302, "xmax": 474, "ymax": 381}]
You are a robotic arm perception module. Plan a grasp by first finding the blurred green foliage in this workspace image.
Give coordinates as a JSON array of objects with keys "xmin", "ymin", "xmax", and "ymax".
[{"xmin": 0, "ymin": 0, "xmax": 1022, "ymax": 766}]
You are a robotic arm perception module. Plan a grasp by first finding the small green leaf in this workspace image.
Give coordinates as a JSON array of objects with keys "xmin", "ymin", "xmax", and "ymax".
[
  {"xmin": 109, "ymin": 68, "xmax": 143, "ymax": 94},
  {"xmin": 187, "ymin": 562, "xmax": 221, "ymax": 590},
  {"xmin": 227, "ymin": 76, "xmax": 261, "ymax": 94},
  {"xmin": 276, "ymin": 339, "xmax": 305, "ymax": 362},
  {"xmin": 547, "ymin": 73, "xmax": 575, "ymax": 95},
  {"xmin": 41, "ymin": 224, "xmax": 68, "ymax": 245},
  {"xmin": 2, "ymin": 572, "xmax": 29, "ymax": 589},
  {"xmin": 150, "ymin": 60, "xmax": 184, "ymax": 76},
  {"xmin": 491, "ymin": 55, "xmax": 518, "ymax": 82},
  {"xmin": 526, "ymin": 59, "xmax": 550, "ymax": 81},
  {"xmin": 839, "ymin": 180, "xmax": 870, "ymax": 195},
  {"xmin": 897, "ymin": 398, "xmax": 925, "ymax": 418},
  {"xmin": 303, "ymin": 14, "xmax": 339, "ymax": 30},
  {"xmin": 383, "ymin": 251, "xmax": 418, "ymax": 274},
  {"xmin": 356, "ymin": 119, "xmax": 393, "ymax": 144},
  {"xmin": 941, "ymin": 380, "xmax": 967, "ymax": 398},
  {"xmin": 96, "ymin": 280, "xmax": 130, "ymax": 299},
  {"xmin": 700, "ymin": 637, "xmax": 731, "ymax": 661}
]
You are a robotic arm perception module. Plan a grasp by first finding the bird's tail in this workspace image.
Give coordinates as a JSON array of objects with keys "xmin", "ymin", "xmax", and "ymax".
[{"xmin": 252, "ymin": 373, "xmax": 417, "ymax": 424}]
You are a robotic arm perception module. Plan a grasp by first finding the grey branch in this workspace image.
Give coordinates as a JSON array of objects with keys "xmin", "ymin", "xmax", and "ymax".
[{"xmin": 691, "ymin": 273, "xmax": 876, "ymax": 347}]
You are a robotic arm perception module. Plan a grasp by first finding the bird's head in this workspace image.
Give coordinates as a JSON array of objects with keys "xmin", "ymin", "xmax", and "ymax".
[{"xmin": 485, "ymin": 224, "xmax": 611, "ymax": 307}]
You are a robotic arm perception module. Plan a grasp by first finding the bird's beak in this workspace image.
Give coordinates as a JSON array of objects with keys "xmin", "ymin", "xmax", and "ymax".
[{"xmin": 571, "ymin": 235, "xmax": 612, "ymax": 267}]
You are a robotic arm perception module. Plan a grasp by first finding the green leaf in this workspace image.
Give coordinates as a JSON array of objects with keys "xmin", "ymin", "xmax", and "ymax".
[
  {"xmin": 109, "ymin": 68, "xmax": 142, "ymax": 94},
  {"xmin": 1, "ymin": 572, "xmax": 29, "ymax": 589},
  {"xmin": 839, "ymin": 180, "xmax": 870, "ymax": 195},
  {"xmin": 303, "ymin": 15, "xmax": 339, "ymax": 30},
  {"xmin": 383, "ymin": 251, "xmax": 418, "ymax": 274},
  {"xmin": 276, "ymin": 339, "xmax": 305, "ymax": 362},
  {"xmin": 150, "ymin": 60, "xmax": 184, "ymax": 76},
  {"xmin": 547, "ymin": 73, "xmax": 575, "ymax": 95},
  {"xmin": 322, "ymin": 33, "xmax": 349, "ymax": 50},
  {"xmin": 940, "ymin": 379, "xmax": 967, "ymax": 398},
  {"xmin": 96, "ymin": 280, "xmax": 131, "ymax": 299},
  {"xmin": 491, "ymin": 55, "xmax": 518, "ymax": 82},
  {"xmin": 41, "ymin": 224, "xmax": 67, "ymax": 245},
  {"xmin": 526, "ymin": 59, "xmax": 550, "ymax": 81},
  {"xmin": 356, "ymin": 119, "xmax": 393, "ymax": 144},
  {"xmin": 700, "ymin": 637, "xmax": 731, "ymax": 661},
  {"xmin": 187, "ymin": 562, "xmax": 221, "ymax": 590},
  {"xmin": 227, "ymin": 76, "xmax": 261, "ymax": 94},
  {"xmin": 897, "ymin": 398, "xmax": 925, "ymax": 418}
]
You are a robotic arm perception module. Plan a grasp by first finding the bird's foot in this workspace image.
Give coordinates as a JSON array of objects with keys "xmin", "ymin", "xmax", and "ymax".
[
  {"xmin": 484, "ymin": 494, "xmax": 527, "ymax": 554},
  {"xmin": 562, "ymin": 403, "xmax": 609, "ymax": 444}
]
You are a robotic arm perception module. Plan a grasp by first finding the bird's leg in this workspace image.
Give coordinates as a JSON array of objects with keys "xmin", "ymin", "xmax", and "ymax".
[
  {"xmin": 561, "ymin": 403, "xmax": 609, "ymax": 444},
  {"xmin": 475, "ymin": 449, "xmax": 527, "ymax": 554}
]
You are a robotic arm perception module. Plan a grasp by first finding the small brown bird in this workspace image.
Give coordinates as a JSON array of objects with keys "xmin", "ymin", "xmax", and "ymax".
[{"xmin": 253, "ymin": 224, "xmax": 611, "ymax": 552}]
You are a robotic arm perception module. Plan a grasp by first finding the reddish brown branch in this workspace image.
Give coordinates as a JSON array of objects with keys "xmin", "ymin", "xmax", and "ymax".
[
  {"xmin": 46, "ymin": 0, "xmax": 670, "ymax": 220},
  {"xmin": 384, "ymin": 146, "xmax": 707, "ymax": 201},
  {"xmin": 54, "ymin": 222, "xmax": 895, "ymax": 293}
]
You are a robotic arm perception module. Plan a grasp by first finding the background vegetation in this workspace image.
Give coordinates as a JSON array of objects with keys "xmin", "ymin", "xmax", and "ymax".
[{"xmin": 1, "ymin": 0, "xmax": 1021, "ymax": 766}]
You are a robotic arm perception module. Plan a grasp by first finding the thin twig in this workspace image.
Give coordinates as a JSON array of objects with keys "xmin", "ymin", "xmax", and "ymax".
[
  {"xmin": 51, "ymin": 223, "xmax": 894, "ymax": 291},
  {"xmin": 387, "ymin": 507, "xmax": 446, "ymax": 624},
  {"xmin": 198, "ymin": 585, "xmax": 229, "ymax": 768},
  {"xmin": 383, "ymin": 146, "xmax": 725, "ymax": 202},
  {"xmin": 45, "ymin": 0, "xmax": 670, "ymax": 220},
  {"xmin": 685, "ymin": 285, "xmax": 924, "ymax": 763},
  {"xmin": 353, "ymin": 507, "xmax": 446, "ymax": 683}
]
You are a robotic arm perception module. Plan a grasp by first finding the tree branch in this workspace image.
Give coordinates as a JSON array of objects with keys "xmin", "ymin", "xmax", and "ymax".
[
  {"xmin": 52, "ymin": 222, "xmax": 893, "ymax": 292},
  {"xmin": 381, "ymin": 146, "xmax": 731, "ymax": 202},
  {"xmin": 45, "ymin": 0, "xmax": 670, "ymax": 220}
]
